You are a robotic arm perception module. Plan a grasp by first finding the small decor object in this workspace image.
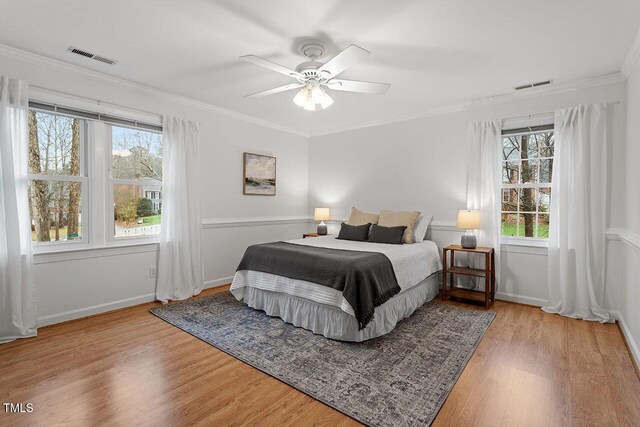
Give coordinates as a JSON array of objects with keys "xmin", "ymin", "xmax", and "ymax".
[
  {"xmin": 457, "ymin": 210, "xmax": 481, "ymax": 249},
  {"xmin": 314, "ymin": 207, "xmax": 330, "ymax": 235},
  {"xmin": 243, "ymin": 153, "xmax": 276, "ymax": 195}
]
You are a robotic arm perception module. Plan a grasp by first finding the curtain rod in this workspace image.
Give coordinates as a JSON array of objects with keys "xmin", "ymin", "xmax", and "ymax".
[
  {"xmin": 29, "ymin": 85, "xmax": 163, "ymax": 125},
  {"xmin": 503, "ymin": 100, "xmax": 621, "ymax": 124}
]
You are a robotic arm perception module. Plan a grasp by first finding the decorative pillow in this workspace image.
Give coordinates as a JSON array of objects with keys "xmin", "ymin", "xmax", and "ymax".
[
  {"xmin": 378, "ymin": 210, "xmax": 421, "ymax": 244},
  {"xmin": 337, "ymin": 222, "xmax": 371, "ymax": 242},
  {"xmin": 412, "ymin": 214, "xmax": 433, "ymax": 243},
  {"xmin": 368, "ymin": 224, "xmax": 406, "ymax": 245},
  {"xmin": 347, "ymin": 207, "xmax": 379, "ymax": 226}
]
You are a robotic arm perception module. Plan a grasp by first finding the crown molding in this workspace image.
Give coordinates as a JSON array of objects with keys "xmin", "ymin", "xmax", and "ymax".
[
  {"xmin": 622, "ymin": 28, "xmax": 640, "ymax": 77},
  {"xmin": 0, "ymin": 43, "xmax": 627, "ymax": 139},
  {"xmin": 308, "ymin": 72, "xmax": 627, "ymax": 138},
  {"xmin": 0, "ymin": 43, "xmax": 310, "ymax": 138}
]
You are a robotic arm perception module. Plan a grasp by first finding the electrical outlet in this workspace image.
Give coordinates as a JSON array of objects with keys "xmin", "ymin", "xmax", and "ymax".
[{"xmin": 149, "ymin": 266, "xmax": 157, "ymax": 278}]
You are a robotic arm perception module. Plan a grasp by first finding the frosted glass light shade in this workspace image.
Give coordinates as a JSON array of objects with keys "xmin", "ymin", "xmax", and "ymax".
[
  {"xmin": 293, "ymin": 88, "xmax": 308, "ymax": 107},
  {"xmin": 314, "ymin": 207, "xmax": 331, "ymax": 221},
  {"xmin": 457, "ymin": 210, "xmax": 481, "ymax": 229}
]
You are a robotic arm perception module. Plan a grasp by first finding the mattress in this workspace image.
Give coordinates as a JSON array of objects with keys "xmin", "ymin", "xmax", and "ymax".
[{"xmin": 230, "ymin": 236, "xmax": 442, "ymax": 317}]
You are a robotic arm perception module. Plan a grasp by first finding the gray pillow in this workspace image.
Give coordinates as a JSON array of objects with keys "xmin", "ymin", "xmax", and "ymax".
[
  {"xmin": 368, "ymin": 224, "xmax": 406, "ymax": 245},
  {"xmin": 337, "ymin": 222, "xmax": 371, "ymax": 241}
]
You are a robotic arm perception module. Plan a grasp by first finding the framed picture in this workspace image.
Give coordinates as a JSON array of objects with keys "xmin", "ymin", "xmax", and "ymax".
[{"xmin": 243, "ymin": 152, "xmax": 276, "ymax": 196}]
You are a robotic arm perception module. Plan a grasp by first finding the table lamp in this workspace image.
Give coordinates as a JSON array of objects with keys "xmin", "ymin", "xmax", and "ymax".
[
  {"xmin": 314, "ymin": 208, "xmax": 330, "ymax": 235},
  {"xmin": 457, "ymin": 209, "xmax": 481, "ymax": 249}
]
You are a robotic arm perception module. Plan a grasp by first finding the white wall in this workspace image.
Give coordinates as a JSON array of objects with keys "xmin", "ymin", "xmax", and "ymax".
[
  {"xmin": 308, "ymin": 81, "xmax": 628, "ymax": 307},
  {"xmin": 0, "ymin": 49, "xmax": 310, "ymax": 325}
]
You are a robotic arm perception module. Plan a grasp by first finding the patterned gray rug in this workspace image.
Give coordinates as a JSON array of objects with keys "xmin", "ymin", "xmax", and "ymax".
[{"xmin": 150, "ymin": 292, "xmax": 495, "ymax": 427}]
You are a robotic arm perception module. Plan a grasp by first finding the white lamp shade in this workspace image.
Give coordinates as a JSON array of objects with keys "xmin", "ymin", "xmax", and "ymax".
[
  {"xmin": 457, "ymin": 210, "xmax": 481, "ymax": 229},
  {"xmin": 314, "ymin": 207, "xmax": 331, "ymax": 221}
]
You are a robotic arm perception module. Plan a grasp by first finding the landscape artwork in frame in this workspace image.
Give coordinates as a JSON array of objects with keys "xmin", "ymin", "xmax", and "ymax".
[{"xmin": 243, "ymin": 152, "xmax": 276, "ymax": 196}]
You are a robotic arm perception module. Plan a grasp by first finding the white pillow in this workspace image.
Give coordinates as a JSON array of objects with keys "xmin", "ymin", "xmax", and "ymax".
[{"xmin": 412, "ymin": 214, "xmax": 433, "ymax": 243}]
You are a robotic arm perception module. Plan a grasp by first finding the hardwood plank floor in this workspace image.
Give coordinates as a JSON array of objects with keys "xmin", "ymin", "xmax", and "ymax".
[{"xmin": 1, "ymin": 286, "xmax": 639, "ymax": 426}]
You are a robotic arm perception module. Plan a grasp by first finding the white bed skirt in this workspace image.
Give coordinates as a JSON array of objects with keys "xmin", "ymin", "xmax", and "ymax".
[{"xmin": 239, "ymin": 273, "xmax": 440, "ymax": 342}]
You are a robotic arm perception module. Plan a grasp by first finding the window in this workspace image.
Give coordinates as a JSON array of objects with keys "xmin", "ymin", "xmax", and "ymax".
[
  {"xmin": 110, "ymin": 126, "xmax": 163, "ymax": 239},
  {"xmin": 501, "ymin": 127, "xmax": 554, "ymax": 239},
  {"xmin": 28, "ymin": 111, "xmax": 87, "ymax": 244},
  {"xmin": 27, "ymin": 101, "xmax": 163, "ymax": 251}
]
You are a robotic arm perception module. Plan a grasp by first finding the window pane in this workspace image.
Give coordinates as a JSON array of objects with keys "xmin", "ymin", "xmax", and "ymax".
[
  {"xmin": 524, "ymin": 134, "xmax": 538, "ymax": 159},
  {"xmin": 501, "ymin": 213, "xmax": 519, "ymax": 236},
  {"xmin": 539, "ymin": 133, "xmax": 555, "ymax": 157},
  {"xmin": 503, "ymin": 161, "xmax": 519, "ymax": 184},
  {"xmin": 502, "ymin": 137, "xmax": 520, "ymax": 161},
  {"xmin": 502, "ymin": 189, "xmax": 518, "ymax": 212},
  {"xmin": 114, "ymin": 183, "xmax": 162, "ymax": 238},
  {"xmin": 520, "ymin": 212, "xmax": 536, "ymax": 237},
  {"xmin": 28, "ymin": 111, "xmax": 82, "ymax": 176},
  {"xmin": 521, "ymin": 159, "xmax": 538, "ymax": 183},
  {"xmin": 537, "ymin": 188, "xmax": 551, "ymax": 213},
  {"xmin": 29, "ymin": 180, "xmax": 82, "ymax": 242},
  {"xmin": 540, "ymin": 159, "xmax": 553, "ymax": 183},
  {"xmin": 536, "ymin": 214, "xmax": 550, "ymax": 238},
  {"xmin": 519, "ymin": 188, "xmax": 536, "ymax": 213},
  {"xmin": 112, "ymin": 126, "xmax": 163, "ymax": 180}
]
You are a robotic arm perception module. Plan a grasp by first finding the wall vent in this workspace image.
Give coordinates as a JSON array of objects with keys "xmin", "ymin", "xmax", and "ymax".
[
  {"xmin": 67, "ymin": 46, "xmax": 117, "ymax": 65},
  {"xmin": 514, "ymin": 80, "xmax": 552, "ymax": 90}
]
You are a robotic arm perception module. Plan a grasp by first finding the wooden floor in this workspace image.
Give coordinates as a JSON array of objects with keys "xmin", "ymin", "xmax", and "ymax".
[{"xmin": 1, "ymin": 286, "xmax": 639, "ymax": 427}]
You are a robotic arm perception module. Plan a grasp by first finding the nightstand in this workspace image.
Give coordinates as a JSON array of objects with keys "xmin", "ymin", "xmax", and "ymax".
[
  {"xmin": 442, "ymin": 245, "xmax": 495, "ymax": 308},
  {"xmin": 303, "ymin": 233, "xmax": 327, "ymax": 238}
]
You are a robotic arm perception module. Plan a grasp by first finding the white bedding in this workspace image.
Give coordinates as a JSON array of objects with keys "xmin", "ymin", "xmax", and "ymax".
[{"xmin": 230, "ymin": 236, "xmax": 442, "ymax": 318}]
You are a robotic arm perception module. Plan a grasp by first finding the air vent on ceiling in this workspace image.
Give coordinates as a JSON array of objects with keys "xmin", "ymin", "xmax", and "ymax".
[
  {"xmin": 67, "ymin": 47, "xmax": 117, "ymax": 65},
  {"xmin": 514, "ymin": 80, "xmax": 552, "ymax": 91}
]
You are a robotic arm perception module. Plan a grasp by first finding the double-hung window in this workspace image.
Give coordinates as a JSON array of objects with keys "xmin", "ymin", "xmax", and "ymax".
[
  {"xmin": 501, "ymin": 125, "xmax": 554, "ymax": 240},
  {"xmin": 28, "ymin": 111, "xmax": 88, "ymax": 246},
  {"xmin": 109, "ymin": 125, "xmax": 163, "ymax": 239},
  {"xmin": 27, "ymin": 101, "xmax": 163, "ymax": 251}
]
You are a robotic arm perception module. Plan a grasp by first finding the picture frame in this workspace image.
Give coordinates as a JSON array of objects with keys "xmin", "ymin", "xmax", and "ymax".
[{"xmin": 243, "ymin": 152, "xmax": 276, "ymax": 196}]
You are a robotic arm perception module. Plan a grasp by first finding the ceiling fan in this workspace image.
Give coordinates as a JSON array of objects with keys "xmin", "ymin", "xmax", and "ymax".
[{"xmin": 240, "ymin": 39, "xmax": 390, "ymax": 111}]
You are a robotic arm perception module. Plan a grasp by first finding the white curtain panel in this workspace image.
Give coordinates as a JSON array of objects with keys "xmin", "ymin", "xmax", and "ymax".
[
  {"xmin": 0, "ymin": 77, "xmax": 37, "ymax": 343},
  {"xmin": 542, "ymin": 104, "xmax": 612, "ymax": 322},
  {"xmin": 466, "ymin": 120, "xmax": 502, "ymax": 291},
  {"xmin": 156, "ymin": 116, "xmax": 203, "ymax": 303}
]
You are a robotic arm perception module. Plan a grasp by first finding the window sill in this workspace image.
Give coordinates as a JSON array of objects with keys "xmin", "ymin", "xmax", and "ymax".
[
  {"xmin": 500, "ymin": 237, "xmax": 548, "ymax": 255},
  {"xmin": 33, "ymin": 241, "xmax": 159, "ymax": 264}
]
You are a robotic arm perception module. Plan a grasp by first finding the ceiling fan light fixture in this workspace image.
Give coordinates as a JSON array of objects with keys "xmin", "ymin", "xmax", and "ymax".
[
  {"xmin": 293, "ymin": 87, "xmax": 308, "ymax": 107},
  {"xmin": 320, "ymin": 91, "xmax": 334, "ymax": 109}
]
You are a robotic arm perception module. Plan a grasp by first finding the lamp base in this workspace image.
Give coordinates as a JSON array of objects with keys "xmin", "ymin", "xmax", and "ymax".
[
  {"xmin": 461, "ymin": 234, "xmax": 477, "ymax": 249},
  {"xmin": 317, "ymin": 222, "xmax": 327, "ymax": 235}
]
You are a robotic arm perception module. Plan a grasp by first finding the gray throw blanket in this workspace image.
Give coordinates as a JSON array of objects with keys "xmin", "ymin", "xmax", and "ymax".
[{"xmin": 236, "ymin": 241, "xmax": 401, "ymax": 330}]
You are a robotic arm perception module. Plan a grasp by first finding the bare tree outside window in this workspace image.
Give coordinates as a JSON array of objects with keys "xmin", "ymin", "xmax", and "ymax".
[
  {"xmin": 27, "ymin": 111, "xmax": 84, "ymax": 242},
  {"xmin": 501, "ymin": 130, "xmax": 553, "ymax": 238}
]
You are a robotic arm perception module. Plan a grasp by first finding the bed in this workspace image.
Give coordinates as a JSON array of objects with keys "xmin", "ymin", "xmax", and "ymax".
[{"xmin": 230, "ymin": 235, "xmax": 442, "ymax": 341}]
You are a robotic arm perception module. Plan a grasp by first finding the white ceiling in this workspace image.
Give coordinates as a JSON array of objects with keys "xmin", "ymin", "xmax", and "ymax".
[{"xmin": 0, "ymin": 0, "xmax": 638, "ymax": 134}]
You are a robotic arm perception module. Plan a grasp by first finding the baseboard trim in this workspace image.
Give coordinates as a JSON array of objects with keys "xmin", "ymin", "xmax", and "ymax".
[
  {"xmin": 495, "ymin": 292, "xmax": 547, "ymax": 307},
  {"xmin": 609, "ymin": 310, "xmax": 640, "ymax": 377},
  {"xmin": 38, "ymin": 293, "xmax": 156, "ymax": 327},
  {"xmin": 204, "ymin": 276, "xmax": 234, "ymax": 288}
]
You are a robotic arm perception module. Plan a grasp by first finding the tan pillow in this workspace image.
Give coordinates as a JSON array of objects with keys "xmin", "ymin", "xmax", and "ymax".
[
  {"xmin": 378, "ymin": 210, "xmax": 421, "ymax": 244},
  {"xmin": 347, "ymin": 207, "xmax": 379, "ymax": 226}
]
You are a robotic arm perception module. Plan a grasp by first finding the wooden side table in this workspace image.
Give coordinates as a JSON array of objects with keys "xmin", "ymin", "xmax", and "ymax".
[
  {"xmin": 303, "ymin": 233, "xmax": 330, "ymax": 238},
  {"xmin": 442, "ymin": 244, "xmax": 495, "ymax": 308}
]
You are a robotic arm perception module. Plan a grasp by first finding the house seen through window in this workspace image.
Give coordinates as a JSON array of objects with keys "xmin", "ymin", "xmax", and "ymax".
[
  {"xmin": 501, "ymin": 128, "xmax": 554, "ymax": 239},
  {"xmin": 111, "ymin": 126, "xmax": 163, "ymax": 238}
]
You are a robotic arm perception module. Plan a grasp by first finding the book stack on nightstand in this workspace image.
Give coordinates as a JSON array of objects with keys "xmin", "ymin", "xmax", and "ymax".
[{"xmin": 442, "ymin": 245, "xmax": 495, "ymax": 308}]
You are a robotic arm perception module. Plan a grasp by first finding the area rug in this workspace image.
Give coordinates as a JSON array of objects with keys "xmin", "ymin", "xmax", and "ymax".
[{"xmin": 150, "ymin": 292, "xmax": 495, "ymax": 427}]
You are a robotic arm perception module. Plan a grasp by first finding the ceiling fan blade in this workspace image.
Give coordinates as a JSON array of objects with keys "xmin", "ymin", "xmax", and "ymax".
[
  {"xmin": 317, "ymin": 45, "xmax": 370, "ymax": 79},
  {"xmin": 240, "ymin": 55, "xmax": 302, "ymax": 79},
  {"xmin": 326, "ymin": 79, "xmax": 390, "ymax": 94},
  {"xmin": 244, "ymin": 83, "xmax": 304, "ymax": 98}
]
